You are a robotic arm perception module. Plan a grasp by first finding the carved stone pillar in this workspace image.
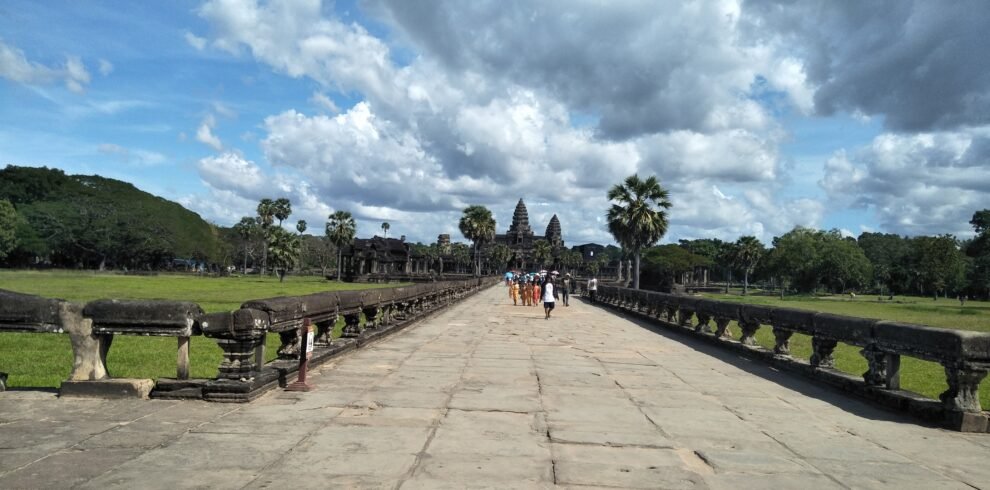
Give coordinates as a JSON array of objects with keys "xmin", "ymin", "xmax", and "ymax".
[
  {"xmin": 860, "ymin": 344, "xmax": 886, "ymax": 386},
  {"xmin": 739, "ymin": 320, "xmax": 760, "ymax": 346},
  {"xmin": 277, "ymin": 328, "xmax": 301, "ymax": 359},
  {"xmin": 314, "ymin": 313, "xmax": 337, "ymax": 345},
  {"xmin": 772, "ymin": 327, "xmax": 793, "ymax": 355},
  {"xmin": 341, "ymin": 312, "xmax": 363, "ymax": 338},
  {"xmin": 941, "ymin": 365, "xmax": 988, "ymax": 413},
  {"xmin": 678, "ymin": 307, "xmax": 694, "ymax": 327},
  {"xmin": 362, "ymin": 305, "xmax": 380, "ymax": 330},
  {"xmin": 199, "ymin": 309, "xmax": 269, "ymax": 381},
  {"xmin": 694, "ymin": 311, "xmax": 712, "ymax": 334},
  {"xmin": 714, "ymin": 318, "xmax": 732, "ymax": 338},
  {"xmin": 810, "ymin": 337, "xmax": 837, "ymax": 368}
]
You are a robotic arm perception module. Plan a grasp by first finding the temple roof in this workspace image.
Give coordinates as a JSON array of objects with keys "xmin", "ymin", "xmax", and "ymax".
[{"xmin": 545, "ymin": 214, "xmax": 561, "ymax": 240}]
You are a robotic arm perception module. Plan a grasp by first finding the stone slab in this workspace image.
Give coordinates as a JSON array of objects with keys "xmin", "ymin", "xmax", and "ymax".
[{"xmin": 59, "ymin": 378, "xmax": 154, "ymax": 399}]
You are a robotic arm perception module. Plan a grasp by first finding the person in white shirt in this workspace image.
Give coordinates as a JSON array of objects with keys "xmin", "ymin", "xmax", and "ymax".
[
  {"xmin": 543, "ymin": 277, "xmax": 556, "ymax": 319},
  {"xmin": 587, "ymin": 276, "xmax": 598, "ymax": 303}
]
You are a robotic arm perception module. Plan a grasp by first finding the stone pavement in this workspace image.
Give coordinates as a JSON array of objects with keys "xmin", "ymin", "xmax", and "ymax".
[{"xmin": 1, "ymin": 285, "xmax": 989, "ymax": 489}]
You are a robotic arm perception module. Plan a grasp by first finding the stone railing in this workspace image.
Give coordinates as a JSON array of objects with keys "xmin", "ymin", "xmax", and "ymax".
[
  {"xmin": 591, "ymin": 285, "xmax": 990, "ymax": 432},
  {"xmin": 0, "ymin": 277, "xmax": 497, "ymax": 400}
]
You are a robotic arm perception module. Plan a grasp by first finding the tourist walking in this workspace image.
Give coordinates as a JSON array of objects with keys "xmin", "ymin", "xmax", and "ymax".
[
  {"xmin": 522, "ymin": 279, "xmax": 532, "ymax": 306},
  {"xmin": 559, "ymin": 273, "xmax": 571, "ymax": 306},
  {"xmin": 533, "ymin": 280, "xmax": 541, "ymax": 307},
  {"xmin": 587, "ymin": 276, "xmax": 598, "ymax": 303},
  {"xmin": 510, "ymin": 279, "xmax": 520, "ymax": 305},
  {"xmin": 543, "ymin": 277, "xmax": 556, "ymax": 319}
]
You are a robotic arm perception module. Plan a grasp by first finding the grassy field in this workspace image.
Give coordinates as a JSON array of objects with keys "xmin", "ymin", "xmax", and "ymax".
[
  {"xmin": 700, "ymin": 289, "xmax": 990, "ymax": 409},
  {"xmin": 0, "ymin": 270, "xmax": 394, "ymax": 388}
]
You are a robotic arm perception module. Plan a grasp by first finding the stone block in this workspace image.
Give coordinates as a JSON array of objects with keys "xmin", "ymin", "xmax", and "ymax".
[
  {"xmin": 60, "ymin": 378, "xmax": 154, "ymax": 399},
  {"xmin": 84, "ymin": 299, "xmax": 202, "ymax": 336}
]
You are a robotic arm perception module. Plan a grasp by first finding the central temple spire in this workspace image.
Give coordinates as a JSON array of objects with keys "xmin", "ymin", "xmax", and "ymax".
[{"xmin": 509, "ymin": 198, "xmax": 532, "ymax": 234}]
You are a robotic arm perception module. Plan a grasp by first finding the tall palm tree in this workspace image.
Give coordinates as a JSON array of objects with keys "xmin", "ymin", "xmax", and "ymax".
[
  {"xmin": 273, "ymin": 198, "xmax": 292, "ymax": 226},
  {"xmin": 326, "ymin": 210, "xmax": 356, "ymax": 281},
  {"xmin": 734, "ymin": 236, "xmax": 765, "ymax": 295},
  {"xmin": 233, "ymin": 216, "xmax": 258, "ymax": 274},
  {"xmin": 381, "ymin": 221, "xmax": 390, "ymax": 239},
  {"xmin": 563, "ymin": 250, "xmax": 582, "ymax": 274},
  {"xmin": 267, "ymin": 227, "xmax": 300, "ymax": 282},
  {"xmin": 257, "ymin": 198, "xmax": 275, "ymax": 274},
  {"xmin": 532, "ymin": 240, "xmax": 552, "ymax": 269},
  {"xmin": 296, "ymin": 220, "xmax": 307, "ymax": 235},
  {"xmin": 458, "ymin": 205, "xmax": 496, "ymax": 276},
  {"xmin": 606, "ymin": 174, "xmax": 672, "ymax": 289}
]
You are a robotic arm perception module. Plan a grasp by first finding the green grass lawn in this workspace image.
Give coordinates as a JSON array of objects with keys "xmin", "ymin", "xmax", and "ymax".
[
  {"xmin": 700, "ymin": 289, "xmax": 990, "ymax": 409},
  {"xmin": 0, "ymin": 270, "xmax": 391, "ymax": 388}
]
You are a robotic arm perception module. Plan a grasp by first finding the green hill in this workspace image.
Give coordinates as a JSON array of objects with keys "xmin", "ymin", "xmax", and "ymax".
[{"xmin": 0, "ymin": 165, "xmax": 222, "ymax": 269}]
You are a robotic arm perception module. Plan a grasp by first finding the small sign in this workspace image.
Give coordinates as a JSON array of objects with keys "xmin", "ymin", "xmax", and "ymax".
[{"xmin": 305, "ymin": 325, "xmax": 315, "ymax": 359}]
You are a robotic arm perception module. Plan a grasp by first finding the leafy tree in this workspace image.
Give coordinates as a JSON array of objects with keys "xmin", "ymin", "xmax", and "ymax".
[
  {"xmin": 0, "ymin": 200, "xmax": 18, "ymax": 260},
  {"xmin": 561, "ymin": 250, "xmax": 583, "ymax": 274},
  {"xmin": 817, "ymin": 237, "xmax": 872, "ymax": 293},
  {"xmin": 273, "ymin": 198, "xmax": 292, "ymax": 226},
  {"xmin": 296, "ymin": 220, "xmax": 307, "ymax": 235},
  {"xmin": 716, "ymin": 240, "xmax": 739, "ymax": 293},
  {"xmin": 326, "ymin": 210, "xmax": 356, "ymax": 281},
  {"xmin": 233, "ymin": 217, "xmax": 258, "ymax": 274},
  {"xmin": 458, "ymin": 205, "xmax": 496, "ymax": 276},
  {"xmin": 858, "ymin": 232, "xmax": 913, "ymax": 295},
  {"xmin": 640, "ymin": 244, "xmax": 710, "ymax": 291},
  {"xmin": 606, "ymin": 174, "xmax": 672, "ymax": 289},
  {"xmin": 451, "ymin": 243, "xmax": 471, "ymax": 273},
  {"xmin": 381, "ymin": 221, "xmax": 390, "ymax": 239},
  {"xmin": 966, "ymin": 209, "xmax": 990, "ymax": 299},
  {"xmin": 734, "ymin": 236, "xmax": 765, "ymax": 295},
  {"xmin": 267, "ymin": 227, "xmax": 300, "ymax": 282},
  {"xmin": 532, "ymin": 239, "xmax": 552, "ymax": 269},
  {"xmin": 487, "ymin": 243, "xmax": 512, "ymax": 272},
  {"xmin": 766, "ymin": 227, "xmax": 823, "ymax": 295},
  {"xmin": 914, "ymin": 234, "xmax": 966, "ymax": 299}
]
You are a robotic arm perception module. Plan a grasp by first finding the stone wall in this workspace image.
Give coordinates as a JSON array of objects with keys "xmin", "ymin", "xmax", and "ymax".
[{"xmin": 591, "ymin": 285, "xmax": 990, "ymax": 432}]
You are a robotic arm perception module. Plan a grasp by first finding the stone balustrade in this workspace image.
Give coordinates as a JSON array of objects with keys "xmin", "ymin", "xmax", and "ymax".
[
  {"xmin": 592, "ymin": 285, "xmax": 990, "ymax": 432},
  {"xmin": 0, "ymin": 277, "xmax": 497, "ymax": 400}
]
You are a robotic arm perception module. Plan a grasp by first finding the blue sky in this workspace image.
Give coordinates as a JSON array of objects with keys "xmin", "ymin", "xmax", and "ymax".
[{"xmin": 2, "ymin": 1, "xmax": 988, "ymax": 246}]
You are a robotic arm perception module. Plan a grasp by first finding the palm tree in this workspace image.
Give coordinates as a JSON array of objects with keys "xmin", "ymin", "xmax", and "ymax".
[
  {"xmin": 233, "ymin": 216, "xmax": 258, "ymax": 274},
  {"xmin": 458, "ymin": 205, "xmax": 496, "ymax": 276},
  {"xmin": 257, "ymin": 198, "xmax": 275, "ymax": 274},
  {"xmin": 562, "ymin": 250, "xmax": 582, "ymax": 275},
  {"xmin": 734, "ymin": 236, "xmax": 765, "ymax": 295},
  {"xmin": 381, "ymin": 221, "xmax": 390, "ymax": 239},
  {"xmin": 267, "ymin": 227, "xmax": 300, "ymax": 282},
  {"xmin": 326, "ymin": 210, "xmax": 356, "ymax": 281},
  {"xmin": 606, "ymin": 174, "xmax": 672, "ymax": 289},
  {"xmin": 296, "ymin": 220, "xmax": 307, "ymax": 235},
  {"xmin": 273, "ymin": 198, "xmax": 292, "ymax": 226},
  {"xmin": 532, "ymin": 240, "xmax": 552, "ymax": 269}
]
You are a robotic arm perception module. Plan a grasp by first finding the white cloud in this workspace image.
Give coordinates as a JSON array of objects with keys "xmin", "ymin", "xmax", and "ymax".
[
  {"xmin": 195, "ymin": 114, "xmax": 223, "ymax": 151},
  {"xmin": 184, "ymin": 31, "xmax": 207, "ymax": 51},
  {"xmin": 97, "ymin": 143, "xmax": 166, "ymax": 166},
  {"xmin": 0, "ymin": 40, "xmax": 91, "ymax": 93},
  {"xmin": 820, "ymin": 127, "xmax": 990, "ymax": 237},
  {"xmin": 309, "ymin": 91, "xmax": 339, "ymax": 113}
]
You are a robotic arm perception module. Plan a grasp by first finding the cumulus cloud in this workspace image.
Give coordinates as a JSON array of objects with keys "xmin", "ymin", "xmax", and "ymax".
[
  {"xmin": 195, "ymin": 114, "xmax": 223, "ymax": 151},
  {"xmin": 820, "ymin": 128, "xmax": 990, "ymax": 237},
  {"xmin": 742, "ymin": 0, "xmax": 990, "ymax": 132},
  {"xmin": 184, "ymin": 31, "xmax": 207, "ymax": 51},
  {"xmin": 0, "ymin": 39, "xmax": 91, "ymax": 93}
]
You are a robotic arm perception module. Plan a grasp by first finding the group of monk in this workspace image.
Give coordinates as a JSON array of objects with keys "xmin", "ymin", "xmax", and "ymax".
[{"xmin": 508, "ymin": 275, "xmax": 543, "ymax": 306}]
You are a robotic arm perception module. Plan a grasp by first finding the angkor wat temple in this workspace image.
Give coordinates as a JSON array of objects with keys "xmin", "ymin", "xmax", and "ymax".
[{"xmin": 492, "ymin": 198, "xmax": 564, "ymax": 270}]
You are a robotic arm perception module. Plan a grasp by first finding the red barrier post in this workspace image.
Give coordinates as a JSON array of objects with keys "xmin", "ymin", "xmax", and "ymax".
[{"xmin": 285, "ymin": 318, "xmax": 315, "ymax": 392}]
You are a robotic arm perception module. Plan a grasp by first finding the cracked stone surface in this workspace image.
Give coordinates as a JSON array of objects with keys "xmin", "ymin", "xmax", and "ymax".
[{"xmin": 1, "ymin": 285, "xmax": 989, "ymax": 488}]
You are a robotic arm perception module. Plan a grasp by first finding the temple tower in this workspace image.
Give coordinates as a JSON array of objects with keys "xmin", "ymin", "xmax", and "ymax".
[
  {"xmin": 545, "ymin": 214, "xmax": 563, "ymax": 249},
  {"xmin": 506, "ymin": 199, "xmax": 534, "ymax": 245}
]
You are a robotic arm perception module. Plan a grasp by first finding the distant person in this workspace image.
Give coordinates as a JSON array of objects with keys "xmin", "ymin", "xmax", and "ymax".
[
  {"xmin": 587, "ymin": 276, "xmax": 598, "ymax": 303},
  {"xmin": 533, "ymin": 280, "xmax": 541, "ymax": 307},
  {"xmin": 510, "ymin": 279, "xmax": 520, "ymax": 305},
  {"xmin": 543, "ymin": 277, "xmax": 556, "ymax": 319},
  {"xmin": 559, "ymin": 273, "xmax": 571, "ymax": 306}
]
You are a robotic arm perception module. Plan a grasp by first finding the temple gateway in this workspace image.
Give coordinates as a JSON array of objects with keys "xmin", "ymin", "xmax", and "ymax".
[{"xmin": 491, "ymin": 198, "xmax": 564, "ymax": 270}]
